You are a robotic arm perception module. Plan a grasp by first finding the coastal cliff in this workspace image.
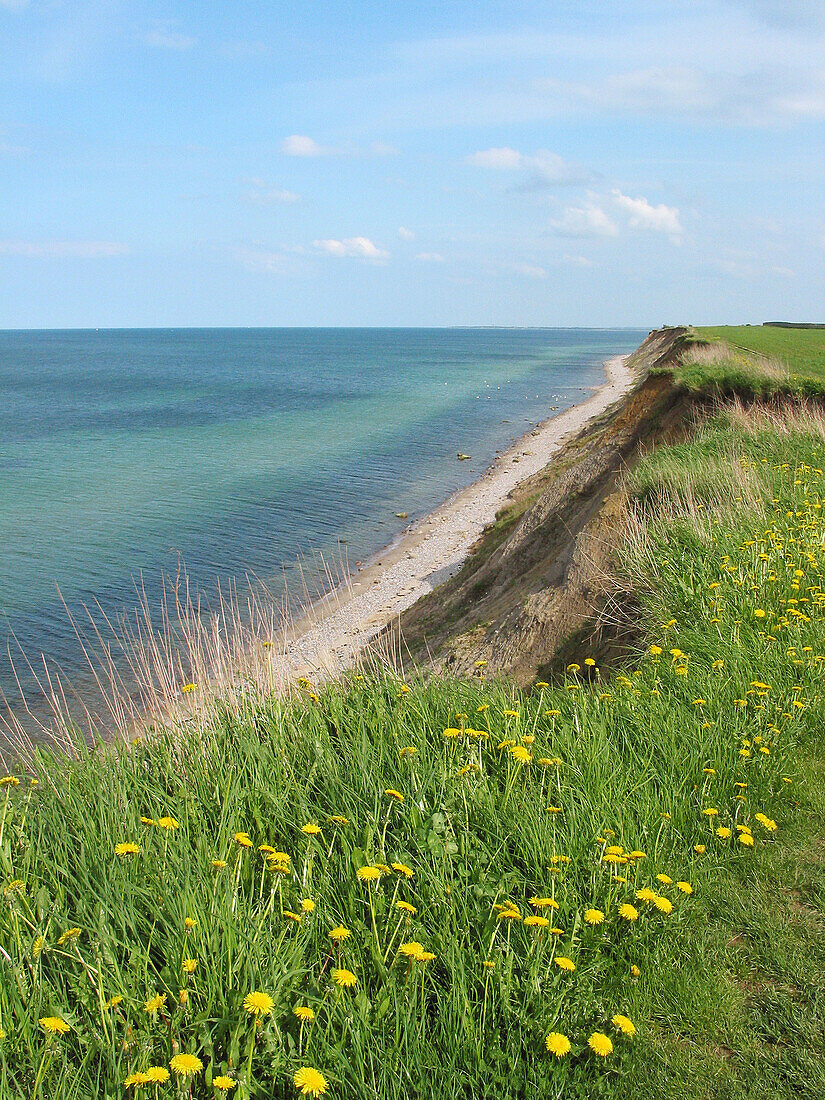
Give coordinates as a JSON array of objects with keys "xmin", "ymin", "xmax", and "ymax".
[{"xmin": 397, "ymin": 326, "xmax": 696, "ymax": 681}]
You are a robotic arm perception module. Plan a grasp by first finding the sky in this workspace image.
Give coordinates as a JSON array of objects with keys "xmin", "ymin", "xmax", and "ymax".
[{"xmin": 0, "ymin": 0, "xmax": 823, "ymax": 328}]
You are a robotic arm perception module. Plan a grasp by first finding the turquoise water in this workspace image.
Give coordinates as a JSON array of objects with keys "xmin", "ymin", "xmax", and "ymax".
[{"xmin": 0, "ymin": 328, "xmax": 644, "ymax": 700}]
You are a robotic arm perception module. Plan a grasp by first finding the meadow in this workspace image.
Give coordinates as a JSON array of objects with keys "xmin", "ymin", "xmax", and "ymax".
[{"xmin": 1, "ymin": 344, "xmax": 825, "ymax": 1097}]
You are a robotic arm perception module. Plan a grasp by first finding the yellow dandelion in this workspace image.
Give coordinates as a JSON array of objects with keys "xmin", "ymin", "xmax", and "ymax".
[
  {"xmin": 39, "ymin": 1016, "xmax": 71, "ymax": 1035},
  {"xmin": 384, "ymin": 788, "xmax": 405, "ymax": 803},
  {"xmin": 103, "ymin": 995, "xmax": 123, "ymax": 1009},
  {"xmin": 329, "ymin": 925, "xmax": 351, "ymax": 942},
  {"xmin": 588, "ymin": 1032, "xmax": 613, "ymax": 1056},
  {"xmin": 184, "ymin": 917, "xmax": 197, "ymax": 929},
  {"xmin": 523, "ymin": 915, "xmax": 550, "ymax": 928},
  {"xmin": 157, "ymin": 816, "xmax": 179, "ymax": 830},
  {"xmin": 145, "ymin": 1067, "xmax": 170, "ymax": 1083},
  {"xmin": 293, "ymin": 1006, "xmax": 316, "ymax": 1022},
  {"xmin": 211, "ymin": 859, "xmax": 228, "ymax": 869},
  {"xmin": 331, "ymin": 968, "xmax": 357, "ymax": 988},
  {"xmin": 612, "ymin": 1013, "xmax": 636, "ymax": 1037},
  {"xmin": 391, "ymin": 861, "xmax": 414, "ymax": 878},
  {"xmin": 301, "ymin": 898, "xmax": 316, "ymax": 913},
  {"xmin": 529, "ymin": 897, "xmax": 559, "ymax": 909},
  {"xmin": 738, "ymin": 832, "xmax": 755, "ymax": 847},
  {"xmin": 357, "ymin": 865, "xmax": 381, "ymax": 882},
  {"xmin": 169, "ymin": 1053, "xmax": 203, "ymax": 1077},
  {"xmin": 234, "ymin": 832, "xmax": 252, "ymax": 848},
  {"xmin": 631, "ymin": 964, "xmax": 641, "ymax": 977},
  {"xmin": 716, "ymin": 827, "xmax": 732, "ymax": 839},
  {"xmin": 214, "ymin": 1078, "xmax": 237, "ymax": 1092},
  {"xmin": 545, "ymin": 1032, "xmax": 571, "ymax": 1058},
  {"xmin": 182, "ymin": 958, "xmax": 198, "ymax": 973},
  {"xmin": 114, "ymin": 842, "xmax": 140, "ymax": 857},
  {"xmin": 509, "ymin": 745, "xmax": 532, "ymax": 764},
  {"xmin": 618, "ymin": 903, "xmax": 639, "ymax": 921},
  {"xmin": 694, "ymin": 844, "xmax": 706, "ymax": 854},
  {"xmin": 144, "ymin": 994, "xmax": 166, "ymax": 1013},
  {"xmin": 584, "ymin": 908, "xmax": 605, "ymax": 926},
  {"xmin": 676, "ymin": 881, "xmax": 693, "ymax": 894},
  {"xmin": 302, "ymin": 824, "xmax": 322, "ymax": 836},
  {"xmin": 653, "ymin": 896, "xmax": 673, "ymax": 914},
  {"xmin": 57, "ymin": 928, "xmax": 81, "ymax": 945},
  {"xmin": 243, "ymin": 991, "xmax": 274, "ymax": 1017},
  {"xmin": 554, "ymin": 956, "xmax": 576, "ymax": 971},
  {"xmin": 293, "ymin": 1066, "xmax": 328, "ymax": 1097},
  {"xmin": 635, "ymin": 888, "xmax": 657, "ymax": 903}
]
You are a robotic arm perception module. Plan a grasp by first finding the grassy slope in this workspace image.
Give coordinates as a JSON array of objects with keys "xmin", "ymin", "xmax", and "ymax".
[
  {"xmin": 666, "ymin": 325, "xmax": 825, "ymax": 397},
  {"xmin": 1, "ymin": 355, "xmax": 825, "ymax": 1098}
]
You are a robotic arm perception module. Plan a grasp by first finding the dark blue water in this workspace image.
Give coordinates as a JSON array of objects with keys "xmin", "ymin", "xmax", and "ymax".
[{"xmin": 0, "ymin": 328, "xmax": 644, "ymax": 701}]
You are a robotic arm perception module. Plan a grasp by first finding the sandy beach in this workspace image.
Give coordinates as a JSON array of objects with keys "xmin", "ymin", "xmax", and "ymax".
[{"xmin": 274, "ymin": 352, "xmax": 638, "ymax": 681}]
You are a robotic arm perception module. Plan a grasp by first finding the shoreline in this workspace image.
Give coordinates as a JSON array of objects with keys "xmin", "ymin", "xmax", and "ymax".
[{"xmin": 274, "ymin": 352, "xmax": 638, "ymax": 682}]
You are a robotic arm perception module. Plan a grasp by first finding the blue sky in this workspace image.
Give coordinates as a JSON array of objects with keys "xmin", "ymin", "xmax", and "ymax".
[{"xmin": 0, "ymin": 0, "xmax": 823, "ymax": 327}]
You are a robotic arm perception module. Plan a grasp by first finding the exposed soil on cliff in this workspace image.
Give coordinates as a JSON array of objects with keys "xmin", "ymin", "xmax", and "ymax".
[{"xmin": 395, "ymin": 327, "xmax": 697, "ymax": 683}]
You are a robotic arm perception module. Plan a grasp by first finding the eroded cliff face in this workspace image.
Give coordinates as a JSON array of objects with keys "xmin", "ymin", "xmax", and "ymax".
[{"xmin": 396, "ymin": 327, "xmax": 693, "ymax": 684}]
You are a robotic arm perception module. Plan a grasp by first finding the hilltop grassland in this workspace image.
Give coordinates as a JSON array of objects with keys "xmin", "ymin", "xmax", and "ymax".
[
  {"xmin": 664, "ymin": 325, "xmax": 825, "ymax": 398},
  {"xmin": 2, "ymin": 348, "xmax": 825, "ymax": 1098}
]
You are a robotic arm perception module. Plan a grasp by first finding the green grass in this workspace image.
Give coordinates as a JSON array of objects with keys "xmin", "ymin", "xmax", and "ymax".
[
  {"xmin": 2, "ymin": 408, "xmax": 825, "ymax": 1097},
  {"xmin": 668, "ymin": 326, "xmax": 825, "ymax": 398}
]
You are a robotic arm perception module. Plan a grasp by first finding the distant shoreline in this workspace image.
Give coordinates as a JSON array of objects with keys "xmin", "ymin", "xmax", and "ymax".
[{"xmin": 274, "ymin": 350, "xmax": 639, "ymax": 683}]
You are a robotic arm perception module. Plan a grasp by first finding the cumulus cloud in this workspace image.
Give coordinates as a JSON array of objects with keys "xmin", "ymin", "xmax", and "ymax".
[
  {"xmin": 549, "ymin": 201, "xmax": 618, "ymax": 238},
  {"xmin": 468, "ymin": 146, "xmax": 590, "ymax": 186},
  {"xmin": 241, "ymin": 179, "xmax": 300, "ymax": 204},
  {"xmin": 313, "ymin": 237, "xmax": 388, "ymax": 260},
  {"xmin": 415, "ymin": 252, "xmax": 444, "ymax": 262},
  {"xmin": 398, "ymin": 226, "xmax": 415, "ymax": 240},
  {"xmin": 281, "ymin": 134, "xmax": 334, "ymax": 157},
  {"xmin": 0, "ymin": 240, "xmax": 129, "ymax": 257},
  {"xmin": 611, "ymin": 191, "xmax": 683, "ymax": 242}
]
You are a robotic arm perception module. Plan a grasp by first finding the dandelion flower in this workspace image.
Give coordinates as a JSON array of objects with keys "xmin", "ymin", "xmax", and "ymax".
[
  {"xmin": 612, "ymin": 1013, "xmax": 636, "ymax": 1036},
  {"xmin": 301, "ymin": 898, "xmax": 316, "ymax": 913},
  {"xmin": 124, "ymin": 1072, "xmax": 150, "ymax": 1087},
  {"xmin": 293, "ymin": 1066, "xmax": 328, "ymax": 1097},
  {"xmin": 702, "ymin": 808, "xmax": 718, "ymax": 817},
  {"xmin": 57, "ymin": 928, "xmax": 81, "ymax": 945},
  {"xmin": 618, "ymin": 903, "xmax": 639, "ymax": 922},
  {"xmin": 399, "ymin": 941, "xmax": 425, "ymax": 958},
  {"xmin": 357, "ymin": 866, "xmax": 381, "ymax": 882},
  {"xmin": 396, "ymin": 900, "xmax": 417, "ymax": 915},
  {"xmin": 234, "ymin": 832, "xmax": 252, "ymax": 848},
  {"xmin": 555, "ymin": 956, "xmax": 576, "ymax": 972},
  {"xmin": 510, "ymin": 745, "xmax": 532, "ymax": 764},
  {"xmin": 184, "ymin": 917, "xmax": 197, "ymax": 929},
  {"xmin": 182, "ymin": 958, "xmax": 198, "ymax": 973},
  {"xmin": 384, "ymin": 789, "xmax": 405, "ymax": 803},
  {"xmin": 212, "ymin": 859, "xmax": 228, "ymax": 869},
  {"xmin": 738, "ymin": 833, "xmax": 755, "ymax": 847},
  {"xmin": 716, "ymin": 827, "xmax": 732, "ymax": 839},
  {"xmin": 157, "ymin": 817, "xmax": 179, "ymax": 830},
  {"xmin": 635, "ymin": 887, "xmax": 657, "ymax": 903},
  {"xmin": 214, "ymin": 1078, "xmax": 237, "ymax": 1092},
  {"xmin": 103, "ymin": 995, "xmax": 123, "ymax": 1009},
  {"xmin": 243, "ymin": 991, "xmax": 274, "ymax": 1017},
  {"xmin": 39, "ymin": 1017, "xmax": 70, "ymax": 1035},
  {"xmin": 545, "ymin": 1032, "xmax": 571, "ymax": 1058},
  {"xmin": 584, "ymin": 908, "xmax": 605, "ymax": 926},
  {"xmin": 114, "ymin": 842, "xmax": 140, "ymax": 857},
  {"xmin": 653, "ymin": 896, "xmax": 673, "ymax": 914},
  {"xmin": 293, "ymin": 1006, "xmax": 315, "ymax": 1022},
  {"xmin": 588, "ymin": 1032, "xmax": 613, "ymax": 1056},
  {"xmin": 332, "ymin": 968, "xmax": 357, "ymax": 988},
  {"xmin": 529, "ymin": 897, "xmax": 559, "ymax": 910},
  {"xmin": 169, "ymin": 1053, "xmax": 203, "ymax": 1077},
  {"xmin": 676, "ymin": 881, "xmax": 693, "ymax": 894},
  {"xmin": 631, "ymin": 964, "xmax": 641, "ymax": 977},
  {"xmin": 524, "ymin": 915, "xmax": 549, "ymax": 928},
  {"xmin": 694, "ymin": 844, "xmax": 706, "ymax": 854},
  {"xmin": 329, "ymin": 925, "xmax": 351, "ymax": 942},
  {"xmin": 145, "ymin": 1067, "xmax": 170, "ymax": 1083},
  {"xmin": 144, "ymin": 994, "xmax": 166, "ymax": 1014},
  {"xmin": 656, "ymin": 874, "xmax": 672, "ymax": 885},
  {"xmin": 302, "ymin": 824, "xmax": 321, "ymax": 836},
  {"xmin": 391, "ymin": 862, "xmax": 414, "ymax": 878}
]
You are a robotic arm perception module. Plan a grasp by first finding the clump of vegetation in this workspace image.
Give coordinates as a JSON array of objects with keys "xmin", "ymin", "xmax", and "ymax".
[
  {"xmin": 2, "ymin": 406, "xmax": 825, "ymax": 1098},
  {"xmin": 663, "ymin": 326, "xmax": 825, "ymax": 398}
]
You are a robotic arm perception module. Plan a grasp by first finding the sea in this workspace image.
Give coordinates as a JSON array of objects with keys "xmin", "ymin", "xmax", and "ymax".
[{"xmin": 0, "ymin": 328, "xmax": 645, "ymax": 712}]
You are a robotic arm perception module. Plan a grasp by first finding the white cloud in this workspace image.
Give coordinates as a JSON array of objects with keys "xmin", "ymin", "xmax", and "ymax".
[
  {"xmin": 468, "ymin": 146, "xmax": 591, "ymax": 188},
  {"xmin": 415, "ymin": 252, "xmax": 444, "ymax": 263},
  {"xmin": 313, "ymin": 237, "xmax": 388, "ymax": 260},
  {"xmin": 611, "ymin": 191, "xmax": 683, "ymax": 242},
  {"xmin": 0, "ymin": 240, "xmax": 129, "ymax": 258},
  {"xmin": 398, "ymin": 226, "xmax": 415, "ymax": 240},
  {"xmin": 510, "ymin": 262, "xmax": 546, "ymax": 278},
  {"xmin": 146, "ymin": 26, "xmax": 197, "ymax": 51},
  {"xmin": 468, "ymin": 146, "xmax": 525, "ymax": 169},
  {"xmin": 242, "ymin": 179, "xmax": 300, "ymax": 204},
  {"xmin": 549, "ymin": 202, "xmax": 618, "ymax": 238},
  {"xmin": 281, "ymin": 134, "xmax": 334, "ymax": 157}
]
